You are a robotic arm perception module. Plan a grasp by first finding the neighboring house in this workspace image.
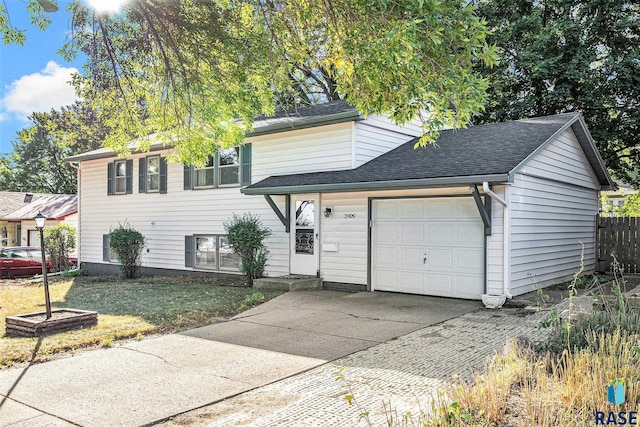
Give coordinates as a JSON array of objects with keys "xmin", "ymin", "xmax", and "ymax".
[
  {"xmin": 66, "ymin": 101, "xmax": 613, "ymax": 300},
  {"xmin": 0, "ymin": 192, "xmax": 31, "ymax": 247},
  {"xmin": 600, "ymin": 181, "xmax": 635, "ymax": 215},
  {"xmin": 0, "ymin": 193, "xmax": 78, "ymax": 250}
]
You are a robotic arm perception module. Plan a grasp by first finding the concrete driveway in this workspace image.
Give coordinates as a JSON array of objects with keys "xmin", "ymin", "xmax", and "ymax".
[{"xmin": 0, "ymin": 290, "xmax": 480, "ymax": 427}]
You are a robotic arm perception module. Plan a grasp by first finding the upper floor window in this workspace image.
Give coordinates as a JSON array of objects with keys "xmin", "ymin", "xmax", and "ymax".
[
  {"xmin": 194, "ymin": 156, "xmax": 215, "ymax": 188},
  {"xmin": 147, "ymin": 156, "xmax": 160, "ymax": 191},
  {"xmin": 218, "ymin": 147, "xmax": 240, "ymax": 186},
  {"xmin": 184, "ymin": 144, "xmax": 251, "ymax": 190},
  {"xmin": 115, "ymin": 160, "xmax": 127, "ymax": 194},
  {"xmin": 139, "ymin": 155, "xmax": 168, "ymax": 194},
  {"xmin": 107, "ymin": 159, "xmax": 133, "ymax": 195}
]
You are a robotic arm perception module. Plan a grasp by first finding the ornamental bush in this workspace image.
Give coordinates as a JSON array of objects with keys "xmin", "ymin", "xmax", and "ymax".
[
  {"xmin": 109, "ymin": 223, "xmax": 145, "ymax": 279},
  {"xmin": 224, "ymin": 213, "xmax": 272, "ymax": 285},
  {"xmin": 44, "ymin": 224, "xmax": 77, "ymax": 272}
]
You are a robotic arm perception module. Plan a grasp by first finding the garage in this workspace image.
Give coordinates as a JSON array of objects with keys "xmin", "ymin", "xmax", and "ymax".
[
  {"xmin": 244, "ymin": 113, "xmax": 615, "ymax": 301},
  {"xmin": 371, "ymin": 197, "xmax": 485, "ymax": 299}
]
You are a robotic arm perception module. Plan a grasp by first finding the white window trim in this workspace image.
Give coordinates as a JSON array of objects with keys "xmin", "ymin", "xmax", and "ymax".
[
  {"xmin": 193, "ymin": 163, "xmax": 215, "ymax": 189},
  {"xmin": 192, "ymin": 234, "xmax": 240, "ymax": 272},
  {"xmin": 114, "ymin": 160, "xmax": 127, "ymax": 195},
  {"xmin": 146, "ymin": 155, "xmax": 161, "ymax": 193},
  {"xmin": 217, "ymin": 147, "xmax": 241, "ymax": 187}
]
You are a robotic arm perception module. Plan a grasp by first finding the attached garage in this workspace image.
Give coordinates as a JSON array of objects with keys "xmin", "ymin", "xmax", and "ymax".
[
  {"xmin": 243, "ymin": 113, "xmax": 615, "ymax": 303},
  {"xmin": 372, "ymin": 197, "xmax": 484, "ymax": 299}
]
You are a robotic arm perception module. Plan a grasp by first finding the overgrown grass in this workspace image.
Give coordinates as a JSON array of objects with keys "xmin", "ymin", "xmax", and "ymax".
[
  {"xmin": 0, "ymin": 275, "xmax": 283, "ymax": 367},
  {"xmin": 429, "ymin": 331, "xmax": 640, "ymax": 426}
]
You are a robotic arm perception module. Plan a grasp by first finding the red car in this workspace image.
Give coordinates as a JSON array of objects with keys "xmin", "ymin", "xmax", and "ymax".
[{"xmin": 0, "ymin": 246, "xmax": 52, "ymax": 279}]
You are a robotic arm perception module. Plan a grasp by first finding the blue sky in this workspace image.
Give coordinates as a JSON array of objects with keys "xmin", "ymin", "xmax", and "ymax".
[{"xmin": 0, "ymin": 1, "xmax": 83, "ymax": 154}]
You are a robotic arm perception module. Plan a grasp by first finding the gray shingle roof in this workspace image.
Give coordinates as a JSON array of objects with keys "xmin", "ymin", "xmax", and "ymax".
[
  {"xmin": 248, "ymin": 100, "xmax": 360, "ymax": 136},
  {"xmin": 0, "ymin": 192, "xmax": 31, "ymax": 217},
  {"xmin": 3, "ymin": 194, "xmax": 77, "ymax": 220},
  {"xmin": 243, "ymin": 113, "xmax": 613, "ymax": 194},
  {"xmin": 67, "ymin": 100, "xmax": 360, "ymax": 162}
]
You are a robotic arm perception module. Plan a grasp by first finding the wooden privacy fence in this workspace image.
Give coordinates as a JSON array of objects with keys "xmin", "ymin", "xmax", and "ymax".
[{"xmin": 597, "ymin": 216, "xmax": 640, "ymax": 273}]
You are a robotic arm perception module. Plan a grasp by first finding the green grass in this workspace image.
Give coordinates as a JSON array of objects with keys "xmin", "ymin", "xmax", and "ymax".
[{"xmin": 0, "ymin": 275, "xmax": 283, "ymax": 367}]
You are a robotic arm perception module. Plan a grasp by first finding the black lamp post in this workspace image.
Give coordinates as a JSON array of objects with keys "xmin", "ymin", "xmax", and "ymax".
[{"xmin": 34, "ymin": 212, "xmax": 52, "ymax": 319}]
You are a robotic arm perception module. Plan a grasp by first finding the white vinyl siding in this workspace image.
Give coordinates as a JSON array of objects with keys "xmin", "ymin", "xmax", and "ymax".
[
  {"xmin": 517, "ymin": 128, "xmax": 600, "ymax": 190},
  {"xmin": 354, "ymin": 122, "xmax": 415, "ymax": 166},
  {"xmin": 78, "ymin": 151, "xmax": 289, "ymax": 277},
  {"xmin": 509, "ymin": 174, "xmax": 598, "ymax": 296},
  {"xmin": 320, "ymin": 193, "xmax": 369, "ymax": 284},
  {"xmin": 250, "ymin": 123, "xmax": 354, "ymax": 182},
  {"xmin": 359, "ymin": 114, "xmax": 425, "ymax": 137},
  {"xmin": 354, "ymin": 114, "xmax": 425, "ymax": 167},
  {"xmin": 507, "ymin": 128, "xmax": 601, "ymax": 296}
]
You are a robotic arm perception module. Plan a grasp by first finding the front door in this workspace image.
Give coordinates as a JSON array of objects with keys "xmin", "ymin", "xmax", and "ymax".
[{"xmin": 290, "ymin": 194, "xmax": 320, "ymax": 276}]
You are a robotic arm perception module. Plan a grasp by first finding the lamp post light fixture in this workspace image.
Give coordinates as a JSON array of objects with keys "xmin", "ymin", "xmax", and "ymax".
[{"xmin": 34, "ymin": 212, "xmax": 52, "ymax": 319}]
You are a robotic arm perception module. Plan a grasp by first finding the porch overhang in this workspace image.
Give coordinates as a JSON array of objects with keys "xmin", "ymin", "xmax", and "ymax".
[{"xmin": 241, "ymin": 174, "xmax": 510, "ymax": 196}]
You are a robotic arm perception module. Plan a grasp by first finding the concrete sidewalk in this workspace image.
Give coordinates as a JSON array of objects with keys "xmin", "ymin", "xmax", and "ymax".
[{"xmin": 0, "ymin": 291, "xmax": 480, "ymax": 426}]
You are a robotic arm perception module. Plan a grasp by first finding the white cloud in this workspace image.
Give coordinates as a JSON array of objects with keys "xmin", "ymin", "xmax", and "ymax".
[{"xmin": 0, "ymin": 61, "xmax": 80, "ymax": 122}]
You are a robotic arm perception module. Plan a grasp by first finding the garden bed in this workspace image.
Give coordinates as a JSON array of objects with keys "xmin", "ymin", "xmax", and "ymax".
[{"xmin": 6, "ymin": 308, "xmax": 98, "ymax": 337}]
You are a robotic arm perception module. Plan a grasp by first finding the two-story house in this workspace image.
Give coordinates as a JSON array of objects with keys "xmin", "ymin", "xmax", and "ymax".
[{"xmin": 66, "ymin": 101, "xmax": 613, "ymax": 300}]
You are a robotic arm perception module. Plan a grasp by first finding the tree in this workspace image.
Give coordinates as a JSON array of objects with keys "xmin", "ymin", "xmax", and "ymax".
[
  {"xmin": 0, "ymin": 101, "xmax": 108, "ymax": 194},
  {"xmin": 474, "ymin": 0, "xmax": 640, "ymax": 185},
  {"xmin": 44, "ymin": 224, "xmax": 76, "ymax": 272},
  {"xmin": 2, "ymin": 1, "xmax": 498, "ymax": 166}
]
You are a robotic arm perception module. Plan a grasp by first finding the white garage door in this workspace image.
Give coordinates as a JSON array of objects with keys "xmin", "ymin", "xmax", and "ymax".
[{"xmin": 372, "ymin": 197, "xmax": 485, "ymax": 299}]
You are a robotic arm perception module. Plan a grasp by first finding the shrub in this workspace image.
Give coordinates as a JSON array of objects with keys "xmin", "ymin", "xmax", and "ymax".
[
  {"xmin": 44, "ymin": 224, "xmax": 77, "ymax": 272},
  {"xmin": 224, "ymin": 213, "xmax": 272, "ymax": 285},
  {"xmin": 109, "ymin": 223, "xmax": 145, "ymax": 279}
]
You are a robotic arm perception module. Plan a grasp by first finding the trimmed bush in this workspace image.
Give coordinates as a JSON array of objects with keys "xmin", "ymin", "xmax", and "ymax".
[
  {"xmin": 109, "ymin": 223, "xmax": 145, "ymax": 279},
  {"xmin": 224, "ymin": 213, "xmax": 272, "ymax": 285}
]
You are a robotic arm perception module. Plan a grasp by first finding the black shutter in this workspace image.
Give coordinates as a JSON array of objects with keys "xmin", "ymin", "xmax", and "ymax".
[
  {"xmin": 241, "ymin": 143, "xmax": 252, "ymax": 186},
  {"xmin": 107, "ymin": 163, "xmax": 114, "ymax": 195},
  {"xmin": 103, "ymin": 235, "xmax": 110, "ymax": 262},
  {"xmin": 185, "ymin": 235, "xmax": 195, "ymax": 268},
  {"xmin": 125, "ymin": 159, "xmax": 133, "ymax": 194},
  {"xmin": 159, "ymin": 157, "xmax": 168, "ymax": 194},
  {"xmin": 183, "ymin": 165, "xmax": 193, "ymax": 190},
  {"xmin": 139, "ymin": 157, "xmax": 146, "ymax": 193}
]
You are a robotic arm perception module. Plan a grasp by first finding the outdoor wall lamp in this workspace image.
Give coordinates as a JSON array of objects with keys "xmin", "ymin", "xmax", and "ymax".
[
  {"xmin": 34, "ymin": 212, "xmax": 52, "ymax": 319},
  {"xmin": 324, "ymin": 207, "xmax": 333, "ymax": 218}
]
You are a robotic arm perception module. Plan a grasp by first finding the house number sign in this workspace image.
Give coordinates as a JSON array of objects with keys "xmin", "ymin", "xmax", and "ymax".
[{"xmin": 344, "ymin": 213, "xmax": 356, "ymax": 219}]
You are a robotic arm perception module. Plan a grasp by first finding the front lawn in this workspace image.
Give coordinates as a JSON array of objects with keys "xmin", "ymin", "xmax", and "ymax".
[{"xmin": 0, "ymin": 275, "xmax": 283, "ymax": 367}]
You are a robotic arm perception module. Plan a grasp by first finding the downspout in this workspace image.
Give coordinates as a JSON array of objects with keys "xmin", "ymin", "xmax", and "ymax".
[
  {"xmin": 69, "ymin": 162, "xmax": 81, "ymax": 266},
  {"xmin": 483, "ymin": 182, "xmax": 512, "ymax": 298}
]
